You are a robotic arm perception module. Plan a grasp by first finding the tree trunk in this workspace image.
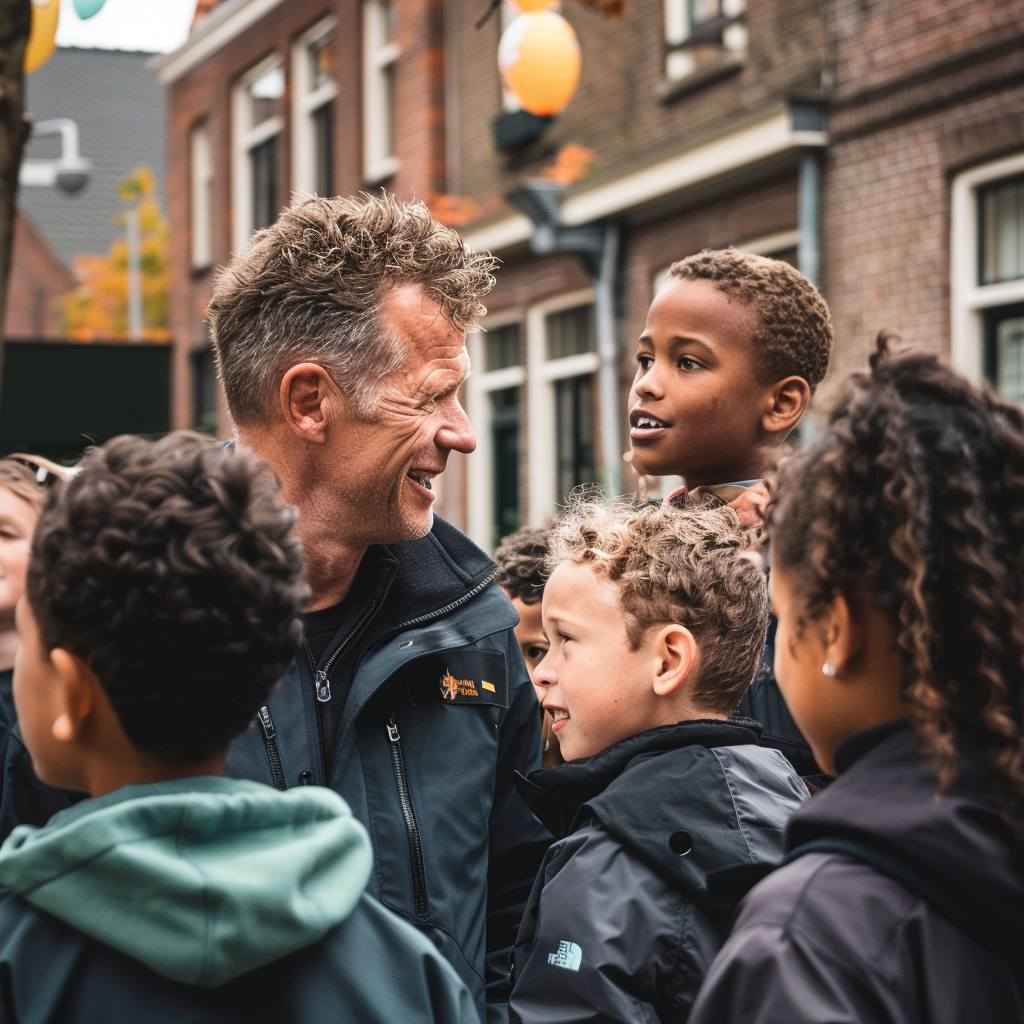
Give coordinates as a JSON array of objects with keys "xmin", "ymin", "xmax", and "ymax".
[{"xmin": 0, "ymin": 0, "xmax": 31, "ymax": 396}]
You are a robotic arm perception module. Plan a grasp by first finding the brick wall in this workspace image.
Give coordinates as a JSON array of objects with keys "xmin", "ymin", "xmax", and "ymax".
[
  {"xmin": 449, "ymin": 0, "xmax": 823, "ymax": 208},
  {"xmin": 6, "ymin": 210, "xmax": 74, "ymax": 340}
]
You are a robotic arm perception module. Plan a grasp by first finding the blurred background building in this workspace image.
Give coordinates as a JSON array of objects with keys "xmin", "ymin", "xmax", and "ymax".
[{"xmin": 149, "ymin": 0, "xmax": 1023, "ymax": 549}]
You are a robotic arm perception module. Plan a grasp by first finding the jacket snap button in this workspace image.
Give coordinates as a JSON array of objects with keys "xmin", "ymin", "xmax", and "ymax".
[
  {"xmin": 669, "ymin": 830, "xmax": 692, "ymax": 856},
  {"xmin": 398, "ymin": 640, "xmax": 414, "ymax": 649},
  {"xmin": 299, "ymin": 772, "xmax": 314, "ymax": 785}
]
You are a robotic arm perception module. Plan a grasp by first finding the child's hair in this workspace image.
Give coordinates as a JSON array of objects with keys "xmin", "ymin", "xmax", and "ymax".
[
  {"xmin": 767, "ymin": 333, "xmax": 1024, "ymax": 835},
  {"xmin": 26, "ymin": 432, "xmax": 309, "ymax": 765},
  {"xmin": 669, "ymin": 249, "xmax": 833, "ymax": 393},
  {"xmin": 547, "ymin": 499, "xmax": 768, "ymax": 714},
  {"xmin": 494, "ymin": 525, "xmax": 550, "ymax": 605},
  {"xmin": 0, "ymin": 454, "xmax": 70, "ymax": 512}
]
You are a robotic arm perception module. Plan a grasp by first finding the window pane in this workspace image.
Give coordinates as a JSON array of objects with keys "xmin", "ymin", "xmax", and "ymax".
[
  {"xmin": 381, "ymin": 62, "xmax": 396, "ymax": 160},
  {"xmin": 312, "ymin": 101, "xmax": 334, "ymax": 196},
  {"xmin": 491, "ymin": 387, "xmax": 519, "ymax": 547},
  {"xmin": 485, "ymin": 323, "xmax": 521, "ymax": 370},
  {"xmin": 688, "ymin": 0, "xmax": 722, "ymax": 27},
  {"xmin": 251, "ymin": 136, "xmax": 277, "ymax": 231},
  {"xmin": 546, "ymin": 305, "xmax": 595, "ymax": 360},
  {"xmin": 997, "ymin": 316, "xmax": 1024, "ymax": 404},
  {"xmin": 555, "ymin": 375, "xmax": 597, "ymax": 503},
  {"xmin": 980, "ymin": 174, "xmax": 1024, "ymax": 285},
  {"xmin": 249, "ymin": 66, "xmax": 284, "ymax": 126},
  {"xmin": 308, "ymin": 32, "xmax": 336, "ymax": 91},
  {"xmin": 192, "ymin": 348, "xmax": 218, "ymax": 434}
]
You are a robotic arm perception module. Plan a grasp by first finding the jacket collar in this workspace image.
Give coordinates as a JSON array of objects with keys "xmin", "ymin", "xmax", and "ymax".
[{"xmin": 515, "ymin": 718, "xmax": 763, "ymax": 840}]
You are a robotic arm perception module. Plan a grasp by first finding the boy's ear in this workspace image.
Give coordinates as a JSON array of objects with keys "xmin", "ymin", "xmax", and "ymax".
[
  {"xmin": 49, "ymin": 648, "xmax": 98, "ymax": 743},
  {"xmin": 762, "ymin": 376, "xmax": 811, "ymax": 437},
  {"xmin": 652, "ymin": 624, "xmax": 699, "ymax": 697}
]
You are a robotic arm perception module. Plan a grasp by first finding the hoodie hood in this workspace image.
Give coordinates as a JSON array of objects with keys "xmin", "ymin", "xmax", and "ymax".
[
  {"xmin": 516, "ymin": 719, "xmax": 808, "ymax": 906},
  {"xmin": 787, "ymin": 718, "xmax": 1024, "ymax": 936},
  {"xmin": 0, "ymin": 776, "xmax": 372, "ymax": 987}
]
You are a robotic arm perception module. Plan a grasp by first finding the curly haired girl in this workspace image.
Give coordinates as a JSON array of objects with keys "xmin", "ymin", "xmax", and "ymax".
[{"xmin": 690, "ymin": 334, "xmax": 1024, "ymax": 1023}]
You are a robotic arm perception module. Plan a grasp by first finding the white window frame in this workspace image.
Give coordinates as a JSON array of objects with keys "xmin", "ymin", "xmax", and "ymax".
[
  {"xmin": 292, "ymin": 16, "xmax": 339, "ymax": 197},
  {"xmin": 363, "ymin": 0, "xmax": 400, "ymax": 184},
  {"xmin": 951, "ymin": 152, "xmax": 1024, "ymax": 387},
  {"xmin": 662, "ymin": 0, "xmax": 747, "ymax": 83},
  {"xmin": 232, "ymin": 54, "xmax": 285, "ymax": 254},
  {"xmin": 528, "ymin": 288, "xmax": 598, "ymax": 526},
  {"xmin": 467, "ymin": 311, "xmax": 527, "ymax": 549},
  {"xmin": 189, "ymin": 119, "xmax": 213, "ymax": 270}
]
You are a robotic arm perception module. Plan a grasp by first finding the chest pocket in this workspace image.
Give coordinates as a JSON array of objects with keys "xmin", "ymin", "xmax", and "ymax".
[{"xmin": 405, "ymin": 649, "xmax": 509, "ymax": 708}]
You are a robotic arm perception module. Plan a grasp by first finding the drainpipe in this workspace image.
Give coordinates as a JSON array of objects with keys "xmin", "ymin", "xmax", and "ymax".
[
  {"xmin": 508, "ymin": 181, "xmax": 624, "ymax": 499},
  {"xmin": 797, "ymin": 149, "xmax": 820, "ymax": 287},
  {"xmin": 595, "ymin": 222, "xmax": 621, "ymax": 498}
]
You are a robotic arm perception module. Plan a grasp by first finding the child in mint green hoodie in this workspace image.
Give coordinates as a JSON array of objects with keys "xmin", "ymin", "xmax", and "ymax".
[{"xmin": 0, "ymin": 432, "xmax": 477, "ymax": 1024}]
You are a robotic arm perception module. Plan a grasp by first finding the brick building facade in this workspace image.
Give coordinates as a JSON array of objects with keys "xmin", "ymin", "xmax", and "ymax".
[{"xmin": 159, "ymin": 0, "xmax": 1024, "ymax": 550}]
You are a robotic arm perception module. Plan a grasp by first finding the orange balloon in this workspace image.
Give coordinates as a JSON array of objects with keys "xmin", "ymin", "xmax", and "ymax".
[
  {"xmin": 498, "ymin": 12, "xmax": 581, "ymax": 118},
  {"xmin": 510, "ymin": 0, "xmax": 556, "ymax": 11},
  {"xmin": 25, "ymin": 0, "xmax": 59, "ymax": 74}
]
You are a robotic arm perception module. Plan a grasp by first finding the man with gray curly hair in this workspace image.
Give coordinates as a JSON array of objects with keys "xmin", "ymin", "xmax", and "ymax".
[{"xmin": 207, "ymin": 193, "xmax": 549, "ymax": 1024}]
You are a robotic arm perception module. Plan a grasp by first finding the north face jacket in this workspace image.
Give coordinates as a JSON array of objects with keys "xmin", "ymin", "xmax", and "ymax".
[
  {"xmin": 226, "ymin": 516, "xmax": 550, "ymax": 1024},
  {"xmin": 0, "ymin": 776, "xmax": 478, "ymax": 1023},
  {"xmin": 690, "ymin": 719, "xmax": 1024, "ymax": 1024},
  {"xmin": 508, "ymin": 719, "xmax": 808, "ymax": 1024}
]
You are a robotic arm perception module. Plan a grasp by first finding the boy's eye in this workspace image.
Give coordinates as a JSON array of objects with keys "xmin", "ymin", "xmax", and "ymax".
[
  {"xmin": 678, "ymin": 356, "xmax": 702, "ymax": 371},
  {"xmin": 636, "ymin": 354, "xmax": 653, "ymax": 371},
  {"xmin": 527, "ymin": 645, "xmax": 548, "ymax": 661}
]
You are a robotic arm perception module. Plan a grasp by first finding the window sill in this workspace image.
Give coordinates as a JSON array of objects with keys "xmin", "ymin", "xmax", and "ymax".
[
  {"xmin": 657, "ymin": 51, "xmax": 746, "ymax": 104},
  {"xmin": 364, "ymin": 155, "xmax": 400, "ymax": 185}
]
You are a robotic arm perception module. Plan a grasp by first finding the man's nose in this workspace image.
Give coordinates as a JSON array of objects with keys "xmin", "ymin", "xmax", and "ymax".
[{"xmin": 437, "ymin": 396, "xmax": 476, "ymax": 455}]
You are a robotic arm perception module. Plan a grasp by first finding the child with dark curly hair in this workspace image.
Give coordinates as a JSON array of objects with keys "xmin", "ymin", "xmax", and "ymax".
[
  {"xmin": 689, "ymin": 337, "xmax": 1024, "ymax": 1023},
  {"xmin": 0, "ymin": 432, "xmax": 476, "ymax": 1024},
  {"xmin": 495, "ymin": 526, "xmax": 563, "ymax": 767},
  {"xmin": 509, "ymin": 500, "xmax": 807, "ymax": 1024},
  {"xmin": 629, "ymin": 249, "xmax": 834, "ymax": 781}
]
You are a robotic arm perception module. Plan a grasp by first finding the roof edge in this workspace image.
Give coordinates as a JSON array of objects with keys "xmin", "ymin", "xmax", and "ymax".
[{"xmin": 152, "ymin": 0, "xmax": 288, "ymax": 85}]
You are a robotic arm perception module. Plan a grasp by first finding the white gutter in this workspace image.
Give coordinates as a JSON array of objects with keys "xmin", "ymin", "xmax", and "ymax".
[
  {"xmin": 154, "ymin": 0, "xmax": 288, "ymax": 85},
  {"xmin": 463, "ymin": 111, "xmax": 827, "ymax": 253}
]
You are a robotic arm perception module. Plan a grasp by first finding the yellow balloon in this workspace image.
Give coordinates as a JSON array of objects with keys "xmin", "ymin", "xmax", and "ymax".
[
  {"xmin": 25, "ymin": 0, "xmax": 60, "ymax": 74},
  {"xmin": 510, "ymin": 0, "xmax": 556, "ymax": 12},
  {"xmin": 498, "ymin": 12, "xmax": 581, "ymax": 118}
]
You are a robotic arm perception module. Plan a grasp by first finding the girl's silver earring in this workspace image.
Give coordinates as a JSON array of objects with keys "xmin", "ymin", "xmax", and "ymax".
[{"xmin": 822, "ymin": 662, "xmax": 837, "ymax": 678}]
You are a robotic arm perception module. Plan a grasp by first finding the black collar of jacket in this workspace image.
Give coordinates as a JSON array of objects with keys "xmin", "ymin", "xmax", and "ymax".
[
  {"xmin": 341, "ymin": 516, "xmax": 497, "ymax": 648},
  {"xmin": 515, "ymin": 718, "xmax": 766, "ymax": 902}
]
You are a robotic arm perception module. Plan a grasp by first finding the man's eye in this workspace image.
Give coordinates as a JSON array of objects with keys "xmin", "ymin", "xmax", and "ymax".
[{"xmin": 678, "ymin": 356, "xmax": 702, "ymax": 371}]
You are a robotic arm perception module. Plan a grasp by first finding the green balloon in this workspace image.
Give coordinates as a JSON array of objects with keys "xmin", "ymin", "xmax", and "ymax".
[{"xmin": 73, "ymin": 0, "xmax": 108, "ymax": 18}]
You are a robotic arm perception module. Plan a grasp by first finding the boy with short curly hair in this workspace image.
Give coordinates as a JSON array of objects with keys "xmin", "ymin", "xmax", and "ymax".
[
  {"xmin": 629, "ymin": 248, "xmax": 834, "ymax": 778},
  {"xmin": 0, "ymin": 432, "xmax": 475, "ymax": 1024},
  {"xmin": 509, "ymin": 500, "xmax": 807, "ymax": 1024}
]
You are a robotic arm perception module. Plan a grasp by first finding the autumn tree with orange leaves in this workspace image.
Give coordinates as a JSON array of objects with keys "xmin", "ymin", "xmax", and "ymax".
[{"xmin": 59, "ymin": 166, "xmax": 170, "ymax": 343}]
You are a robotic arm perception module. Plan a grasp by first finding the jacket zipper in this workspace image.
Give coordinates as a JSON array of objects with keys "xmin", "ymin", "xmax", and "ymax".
[
  {"xmin": 387, "ymin": 712, "xmax": 429, "ymax": 920},
  {"xmin": 303, "ymin": 596, "xmax": 381, "ymax": 782},
  {"xmin": 257, "ymin": 705, "xmax": 287, "ymax": 791}
]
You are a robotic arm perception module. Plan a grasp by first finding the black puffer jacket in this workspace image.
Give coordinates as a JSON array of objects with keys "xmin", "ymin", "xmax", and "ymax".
[
  {"xmin": 690, "ymin": 720, "xmax": 1024, "ymax": 1024},
  {"xmin": 509, "ymin": 719, "xmax": 808, "ymax": 1024}
]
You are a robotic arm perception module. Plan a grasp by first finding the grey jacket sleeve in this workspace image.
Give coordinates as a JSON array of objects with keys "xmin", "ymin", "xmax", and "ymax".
[{"xmin": 510, "ymin": 825, "xmax": 716, "ymax": 1024}]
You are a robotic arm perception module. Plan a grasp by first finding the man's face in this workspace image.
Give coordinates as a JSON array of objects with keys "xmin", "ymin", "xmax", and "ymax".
[
  {"xmin": 629, "ymin": 278, "xmax": 772, "ymax": 485},
  {"xmin": 322, "ymin": 284, "xmax": 476, "ymax": 544}
]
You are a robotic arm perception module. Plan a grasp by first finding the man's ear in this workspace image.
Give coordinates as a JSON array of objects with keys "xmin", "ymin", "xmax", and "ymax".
[
  {"xmin": 822, "ymin": 592, "xmax": 862, "ymax": 678},
  {"xmin": 279, "ymin": 363, "xmax": 344, "ymax": 444},
  {"xmin": 49, "ymin": 649, "xmax": 97, "ymax": 743},
  {"xmin": 762, "ymin": 376, "xmax": 811, "ymax": 437},
  {"xmin": 652, "ymin": 624, "xmax": 699, "ymax": 697}
]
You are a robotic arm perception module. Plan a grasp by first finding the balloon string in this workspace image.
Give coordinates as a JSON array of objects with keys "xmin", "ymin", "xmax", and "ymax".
[{"xmin": 475, "ymin": 0, "xmax": 501, "ymax": 30}]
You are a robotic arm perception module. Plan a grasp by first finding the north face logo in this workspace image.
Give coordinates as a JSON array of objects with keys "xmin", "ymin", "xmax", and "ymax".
[{"xmin": 547, "ymin": 940, "xmax": 582, "ymax": 971}]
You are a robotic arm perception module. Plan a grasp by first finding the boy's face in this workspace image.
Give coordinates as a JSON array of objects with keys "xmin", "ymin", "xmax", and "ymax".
[
  {"xmin": 508, "ymin": 595, "xmax": 549, "ymax": 697},
  {"xmin": 629, "ymin": 278, "xmax": 775, "ymax": 485},
  {"xmin": 12, "ymin": 597, "xmax": 76, "ymax": 789},
  {"xmin": 534, "ymin": 561, "xmax": 665, "ymax": 761}
]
